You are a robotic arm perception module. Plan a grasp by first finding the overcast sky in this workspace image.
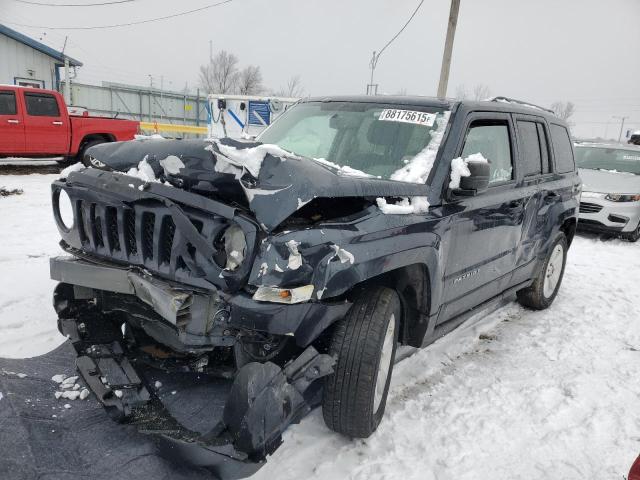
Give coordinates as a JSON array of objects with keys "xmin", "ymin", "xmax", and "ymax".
[{"xmin": 2, "ymin": 0, "xmax": 639, "ymax": 138}]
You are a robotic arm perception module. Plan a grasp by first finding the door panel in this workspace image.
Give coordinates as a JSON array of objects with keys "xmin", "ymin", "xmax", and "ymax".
[
  {"xmin": 0, "ymin": 90, "xmax": 25, "ymax": 153},
  {"xmin": 440, "ymin": 113, "xmax": 526, "ymax": 322},
  {"xmin": 22, "ymin": 91, "xmax": 69, "ymax": 154}
]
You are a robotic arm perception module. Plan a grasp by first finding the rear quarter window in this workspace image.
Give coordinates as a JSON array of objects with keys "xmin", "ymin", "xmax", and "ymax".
[{"xmin": 550, "ymin": 124, "xmax": 575, "ymax": 173}]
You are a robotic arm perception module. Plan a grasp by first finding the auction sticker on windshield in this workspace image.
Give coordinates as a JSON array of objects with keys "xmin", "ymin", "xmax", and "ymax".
[{"xmin": 379, "ymin": 109, "xmax": 436, "ymax": 126}]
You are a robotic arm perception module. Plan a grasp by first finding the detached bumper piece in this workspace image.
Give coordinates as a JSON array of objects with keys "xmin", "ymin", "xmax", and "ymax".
[{"xmin": 58, "ymin": 312, "xmax": 334, "ymax": 479}]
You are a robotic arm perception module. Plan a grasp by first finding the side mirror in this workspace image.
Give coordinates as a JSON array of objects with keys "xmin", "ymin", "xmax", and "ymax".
[{"xmin": 453, "ymin": 161, "xmax": 490, "ymax": 196}]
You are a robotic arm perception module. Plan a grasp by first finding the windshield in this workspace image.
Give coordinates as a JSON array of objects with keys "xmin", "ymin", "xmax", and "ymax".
[
  {"xmin": 575, "ymin": 145, "xmax": 640, "ymax": 175},
  {"xmin": 258, "ymin": 101, "xmax": 450, "ymax": 181}
]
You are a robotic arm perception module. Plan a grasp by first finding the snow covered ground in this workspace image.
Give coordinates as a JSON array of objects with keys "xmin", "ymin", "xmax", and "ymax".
[{"xmin": 1, "ymin": 171, "xmax": 639, "ymax": 479}]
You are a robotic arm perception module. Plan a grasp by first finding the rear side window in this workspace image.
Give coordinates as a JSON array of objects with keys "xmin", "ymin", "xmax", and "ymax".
[
  {"xmin": 516, "ymin": 121, "xmax": 542, "ymax": 177},
  {"xmin": 24, "ymin": 93, "xmax": 60, "ymax": 117},
  {"xmin": 0, "ymin": 91, "xmax": 17, "ymax": 115},
  {"xmin": 550, "ymin": 124, "xmax": 575, "ymax": 173},
  {"xmin": 461, "ymin": 122, "xmax": 513, "ymax": 184}
]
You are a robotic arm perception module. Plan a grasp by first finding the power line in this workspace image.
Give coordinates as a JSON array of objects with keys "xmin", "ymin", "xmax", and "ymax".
[
  {"xmin": 367, "ymin": 0, "xmax": 425, "ymax": 94},
  {"xmin": 1, "ymin": 0, "xmax": 235, "ymax": 30},
  {"xmin": 12, "ymin": 0, "xmax": 133, "ymax": 6},
  {"xmin": 375, "ymin": 0, "xmax": 424, "ymax": 63}
]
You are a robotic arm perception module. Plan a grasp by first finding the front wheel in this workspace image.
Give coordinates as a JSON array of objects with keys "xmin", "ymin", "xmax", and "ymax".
[
  {"xmin": 78, "ymin": 139, "xmax": 106, "ymax": 167},
  {"xmin": 322, "ymin": 286, "xmax": 400, "ymax": 438},
  {"xmin": 517, "ymin": 233, "xmax": 568, "ymax": 310},
  {"xmin": 622, "ymin": 221, "xmax": 640, "ymax": 242}
]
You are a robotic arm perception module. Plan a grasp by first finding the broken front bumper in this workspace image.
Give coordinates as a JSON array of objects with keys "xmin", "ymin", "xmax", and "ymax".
[
  {"xmin": 50, "ymin": 255, "xmax": 351, "ymax": 352},
  {"xmin": 51, "ymin": 264, "xmax": 337, "ymax": 478}
]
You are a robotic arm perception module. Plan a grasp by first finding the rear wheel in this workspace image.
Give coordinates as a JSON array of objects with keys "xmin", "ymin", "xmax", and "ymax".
[
  {"xmin": 77, "ymin": 138, "xmax": 107, "ymax": 167},
  {"xmin": 517, "ymin": 233, "xmax": 567, "ymax": 310},
  {"xmin": 322, "ymin": 286, "xmax": 400, "ymax": 438}
]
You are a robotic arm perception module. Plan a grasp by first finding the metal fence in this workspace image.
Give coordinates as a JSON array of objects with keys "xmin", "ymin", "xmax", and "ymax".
[{"xmin": 62, "ymin": 81, "xmax": 209, "ymax": 130}]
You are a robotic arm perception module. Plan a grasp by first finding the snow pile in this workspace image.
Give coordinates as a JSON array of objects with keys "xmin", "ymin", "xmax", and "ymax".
[
  {"xmin": 52, "ymin": 374, "xmax": 90, "ymax": 402},
  {"xmin": 376, "ymin": 196, "xmax": 429, "ymax": 215},
  {"xmin": 206, "ymin": 140, "xmax": 297, "ymax": 178},
  {"xmin": 390, "ymin": 111, "xmax": 451, "ymax": 184},
  {"xmin": 312, "ymin": 157, "xmax": 374, "ymax": 178},
  {"xmin": 449, "ymin": 152, "xmax": 489, "ymax": 189},
  {"xmin": 159, "ymin": 155, "xmax": 185, "ymax": 175},
  {"xmin": 330, "ymin": 245, "xmax": 355, "ymax": 264},
  {"xmin": 286, "ymin": 240, "xmax": 302, "ymax": 270},
  {"xmin": 125, "ymin": 157, "xmax": 158, "ymax": 184},
  {"xmin": 59, "ymin": 162, "xmax": 85, "ymax": 179},
  {"xmin": 134, "ymin": 134, "xmax": 165, "ymax": 141}
]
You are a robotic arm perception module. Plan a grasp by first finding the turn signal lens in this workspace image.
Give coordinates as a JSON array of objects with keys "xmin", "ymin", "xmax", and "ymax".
[{"xmin": 253, "ymin": 285, "xmax": 314, "ymax": 304}]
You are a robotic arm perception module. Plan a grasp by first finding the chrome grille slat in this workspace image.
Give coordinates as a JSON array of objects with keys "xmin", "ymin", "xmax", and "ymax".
[{"xmin": 579, "ymin": 202, "xmax": 602, "ymax": 214}]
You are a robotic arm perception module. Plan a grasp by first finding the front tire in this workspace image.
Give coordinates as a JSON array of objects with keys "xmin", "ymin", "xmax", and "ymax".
[
  {"xmin": 517, "ymin": 233, "xmax": 568, "ymax": 310},
  {"xmin": 322, "ymin": 286, "xmax": 400, "ymax": 438},
  {"xmin": 622, "ymin": 221, "xmax": 640, "ymax": 242}
]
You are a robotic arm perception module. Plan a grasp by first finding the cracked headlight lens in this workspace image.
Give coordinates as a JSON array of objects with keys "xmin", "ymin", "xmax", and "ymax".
[{"xmin": 221, "ymin": 224, "xmax": 247, "ymax": 271}]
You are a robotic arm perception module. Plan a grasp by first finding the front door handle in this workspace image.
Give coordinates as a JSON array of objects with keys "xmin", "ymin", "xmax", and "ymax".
[
  {"xmin": 52, "ymin": 121, "xmax": 63, "ymax": 125},
  {"xmin": 7, "ymin": 119, "xmax": 19, "ymax": 124}
]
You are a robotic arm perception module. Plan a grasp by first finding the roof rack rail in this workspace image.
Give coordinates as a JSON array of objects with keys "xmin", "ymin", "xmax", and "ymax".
[{"xmin": 487, "ymin": 96, "xmax": 555, "ymax": 115}]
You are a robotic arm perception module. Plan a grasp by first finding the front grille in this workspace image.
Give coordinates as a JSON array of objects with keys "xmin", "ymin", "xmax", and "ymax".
[
  {"xmin": 69, "ymin": 196, "xmax": 239, "ymax": 287},
  {"xmin": 579, "ymin": 202, "xmax": 603, "ymax": 214}
]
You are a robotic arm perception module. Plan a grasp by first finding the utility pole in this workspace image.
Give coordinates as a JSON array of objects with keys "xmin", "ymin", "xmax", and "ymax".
[
  {"xmin": 61, "ymin": 36, "xmax": 71, "ymax": 104},
  {"xmin": 437, "ymin": 0, "xmax": 461, "ymax": 98},
  {"xmin": 613, "ymin": 115, "xmax": 629, "ymax": 142}
]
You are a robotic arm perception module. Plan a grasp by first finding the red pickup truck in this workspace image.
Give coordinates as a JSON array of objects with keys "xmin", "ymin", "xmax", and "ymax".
[{"xmin": 0, "ymin": 85, "xmax": 139, "ymax": 164}]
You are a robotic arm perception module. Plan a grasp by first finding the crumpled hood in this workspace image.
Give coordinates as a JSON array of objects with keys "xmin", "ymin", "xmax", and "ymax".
[
  {"xmin": 86, "ymin": 138, "xmax": 429, "ymax": 231},
  {"xmin": 579, "ymin": 168, "xmax": 640, "ymax": 194}
]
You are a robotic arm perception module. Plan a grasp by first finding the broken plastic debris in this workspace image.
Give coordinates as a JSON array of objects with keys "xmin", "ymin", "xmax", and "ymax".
[
  {"xmin": 331, "ymin": 245, "xmax": 355, "ymax": 264},
  {"xmin": 64, "ymin": 404, "xmax": 71, "ymax": 409},
  {"xmin": 79, "ymin": 389, "xmax": 90, "ymax": 400},
  {"xmin": 114, "ymin": 390, "xmax": 123, "ymax": 399},
  {"xmin": 61, "ymin": 376, "xmax": 78, "ymax": 385},
  {"xmin": 154, "ymin": 381, "xmax": 162, "ymax": 389}
]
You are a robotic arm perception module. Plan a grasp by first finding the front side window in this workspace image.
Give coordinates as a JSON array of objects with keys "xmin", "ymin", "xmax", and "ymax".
[
  {"xmin": 24, "ymin": 93, "xmax": 60, "ymax": 117},
  {"xmin": 575, "ymin": 146, "xmax": 640, "ymax": 175},
  {"xmin": 0, "ymin": 91, "xmax": 17, "ymax": 115},
  {"xmin": 258, "ymin": 101, "xmax": 450, "ymax": 181},
  {"xmin": 461, "ymin": 122, "xmax": 513, "ymax": 184}
]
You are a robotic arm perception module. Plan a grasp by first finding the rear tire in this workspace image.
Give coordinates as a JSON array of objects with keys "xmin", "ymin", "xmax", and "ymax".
[
  {"xmin": 322, "ymin": 286, "xmax": 400, "ymax": 438},
  {"xmin": 517, "ymin": 233, "xmax": 568, "ymax": 310},
  {"xmin": 77, "ymin": 139, "xmax": 106, "ymax": 167}
]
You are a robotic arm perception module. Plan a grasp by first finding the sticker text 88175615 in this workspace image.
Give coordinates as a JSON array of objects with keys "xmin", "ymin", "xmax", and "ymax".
[{"xmin": 378, "ymin": 109, "xmax": 436, "ymax": 127}]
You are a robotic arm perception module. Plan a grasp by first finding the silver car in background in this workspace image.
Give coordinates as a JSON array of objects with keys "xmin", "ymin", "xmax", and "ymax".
[{"xmin": 576, "ymin": 142, "xmax": 640, "ymax": 242}]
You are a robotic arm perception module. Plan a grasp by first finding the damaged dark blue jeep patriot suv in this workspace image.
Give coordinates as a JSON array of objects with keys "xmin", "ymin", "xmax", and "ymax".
[{"xmin": 50, "ymin": 95, "xmax": 580, "ymax": 478}]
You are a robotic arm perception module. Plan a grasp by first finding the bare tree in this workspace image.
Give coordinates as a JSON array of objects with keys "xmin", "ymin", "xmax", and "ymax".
[
  {"xmin": 454, "ymin": 84, "xmax": 468, "ymax": 100},
  {"xmin": 198, "ymin": 50, "xmax": 240, "ymax": 94},
  {"xmin": 551, "ymin": 101, "xmax": 575, "ymax": 121},
  {"xmin": 237, "ymin": 65, "xmax": 263, "ymax": 95},
  {"xmin": 472, "ymin": 84, "xmax": 491, "ymax": 101},
  {"xmin": 275, "ymin": 75, "xmax": 304, "ymax": 98}
]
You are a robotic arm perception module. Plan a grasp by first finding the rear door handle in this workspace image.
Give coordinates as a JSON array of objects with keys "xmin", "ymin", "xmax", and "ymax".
[
  {"xmin": 7, "ymin": 119, "xmax": 19, "ymax": 124},
  {"xmin": 52, "ymin": 121, "xmax": 63, "ymax": 125}
]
